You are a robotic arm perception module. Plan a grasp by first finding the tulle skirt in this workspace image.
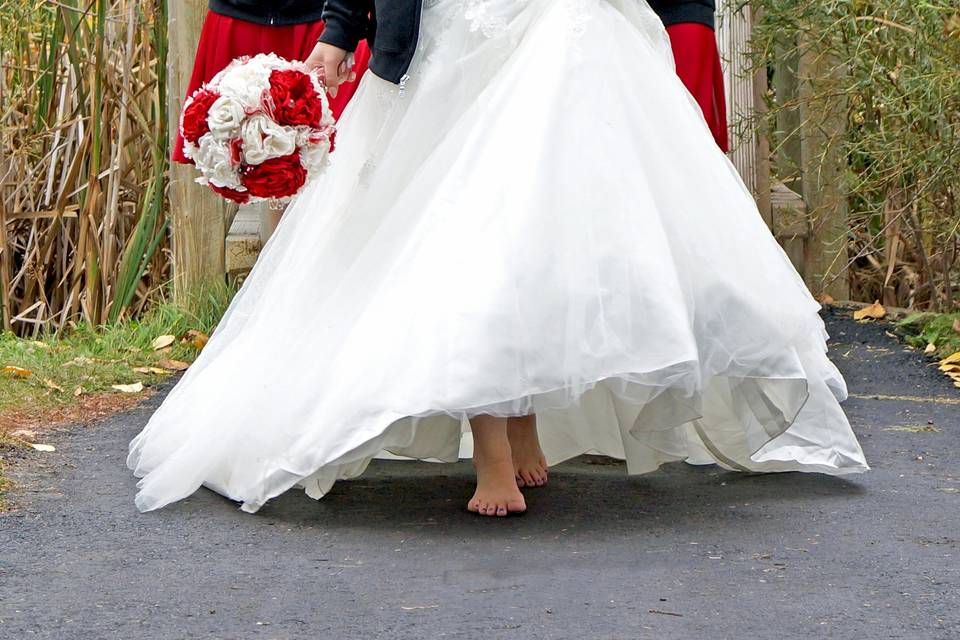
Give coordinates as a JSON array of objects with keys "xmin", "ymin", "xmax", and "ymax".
[{"xmin": 132, "ymin": 0, "xmax": 867, "ymax": 513}]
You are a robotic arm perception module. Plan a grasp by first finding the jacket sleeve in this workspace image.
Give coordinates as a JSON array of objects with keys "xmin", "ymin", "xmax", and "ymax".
[{"xmin": 319, "ymin": 0, "xmax": 374, "ymax": 51}]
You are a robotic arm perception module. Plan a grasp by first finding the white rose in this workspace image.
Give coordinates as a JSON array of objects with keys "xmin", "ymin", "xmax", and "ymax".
[
  {"xmin": 193, "ymin": 134, "xmax": 240, "ymax": 189},
  {"xmin": 299, "ymin": 140, "xmax": 331, "ymax": 174},
  {"xmin": 206, "ymin": 96, "xmax": 247, "ymax": 141},
  {"xmin": 215, "ymin": 61, "xmax": 272, "ymax": 107},
  {"xmin": 181, "ymin": 140, "xmax": 200, "ymax": 162},
  {"xmin": 241, "ymin": 114, "xmax": 296, "ymax": 165}
]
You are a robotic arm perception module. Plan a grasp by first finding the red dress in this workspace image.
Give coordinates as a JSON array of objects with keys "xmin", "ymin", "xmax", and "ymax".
[
  {"xmin": 665, "ymin": 23, "xmax": 729, "ymax": 153},
  {"xmin": 172, "ymin": 11, "xmax": 371, "ymax": 164}
]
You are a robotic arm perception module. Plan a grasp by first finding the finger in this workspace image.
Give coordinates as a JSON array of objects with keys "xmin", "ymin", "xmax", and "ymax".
[{"xmin": 324, "ymin": 61, "xmax": 344, "ymax": 87}]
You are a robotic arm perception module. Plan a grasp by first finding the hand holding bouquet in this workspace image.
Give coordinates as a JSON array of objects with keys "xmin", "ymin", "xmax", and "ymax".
[{"xmin": 179, "ymin": 54, "xmax": 336, "ymax": 205}]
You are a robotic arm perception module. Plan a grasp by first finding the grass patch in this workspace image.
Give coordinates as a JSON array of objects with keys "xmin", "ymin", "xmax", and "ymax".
[
  {"xmin": 897, "ymin": 312, "xmax": 960, "ymax": 358},
  {"xmin": 0, "ymin": 283, "xmax": 236, "ymax": 421},
  {"xmin": 0, "ymin": 283, "xmax": 235, "ymax": 509}
]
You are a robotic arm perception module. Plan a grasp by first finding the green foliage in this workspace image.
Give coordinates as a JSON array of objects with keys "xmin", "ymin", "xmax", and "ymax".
[
  {"xmin": 897, "ymin": 312, "xmax": 960, "ymax": 357},
  {"xmin": 753, "ymin": 0, "xmax": 960, "ymax": 310}
]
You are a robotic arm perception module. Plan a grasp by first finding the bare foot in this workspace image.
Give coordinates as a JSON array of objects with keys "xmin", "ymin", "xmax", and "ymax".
[
  {"xmin": 508, "ymin": 415, "xmax": 549, "ymax": 488},
  {"xmin": 467, "ymin": 415, "xmax": 527, "ymax": 517}
]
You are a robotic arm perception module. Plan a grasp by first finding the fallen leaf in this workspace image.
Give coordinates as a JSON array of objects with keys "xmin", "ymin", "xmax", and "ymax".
[
  {"xmin": 853, "ymin": 301, "xmax": 886, "ymax": 321},
  {"xmin": 924, "ymin": 343, "xmax": 937, "ymax": 355},
  {"xmin": 158, "ymin": 359, "xmax": 190, "ymax": 372},
  {"xmin": 30, "ymin": 443, "xmax": 56, "ymax": 453},
  {"xmin": 941, "ymin": 352, "xmax": 960, "ymax": 366},
  {"xmin": 132, "ymin": 366, "xmax": 169, "ymax": 375},
  {"xmin": 2, "ymin": 365, "xmax": 33, "ymax": 377},
  {"xmin": 937, "ymin": 487, "xmax": 960, "ymax": 494},
  {"xmin": 883, "ymin": 425, "xmax": 941, "ymax": 433},
  {"xmin": 62, "ymin": 356, "xmax": 94, "ymax": 367},
  {"xmin": 182, "ymin": 330, "xmax": 209, "ymax": 350},
  {"xmin": 31, "ymin": 341, "xmax": 51, "ymax": 349},
  {"xmin": 10, "ymin": 429, "xmax": 36, "ymax": 440},
  {"xmin": 816, "ymin": 294, "xmax": 835, "ymax": 305},
  {"xmin": 44, "ymin": 378, "xmax": 65, "ymax": 392},
  {"xmin": 151, "ymin": 335, "xmax": 176, "ymax": 351},
  {"xmin": 73, "ymin": 386, "xmax": 84, "ymax": 397},
  {"xmin": 111, "ymin": 382, "xmax": 144, "ymax": 393},
  {"xmin": 940, "ymin": 363, "xmax": 960, "ymax": 373}
]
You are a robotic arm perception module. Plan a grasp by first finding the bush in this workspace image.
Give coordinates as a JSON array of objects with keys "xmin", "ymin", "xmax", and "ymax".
[{"xmin": 753, "ymin": 0, "xmax": 960, "ymax": 310}]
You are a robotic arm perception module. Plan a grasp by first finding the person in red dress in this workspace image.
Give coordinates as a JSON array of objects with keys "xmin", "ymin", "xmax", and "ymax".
[
  {"xmin": 172, "ymin": 0, "xmax": 371, "ymax": 165},
  {"xmin": 648, "ymin": 0, "xmax": 729, "ymax": 152}
]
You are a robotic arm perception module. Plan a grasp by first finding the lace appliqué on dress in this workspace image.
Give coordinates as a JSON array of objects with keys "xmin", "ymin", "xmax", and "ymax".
[
  {"xmin": 464, "ymin": 0, "xmax": 510, "ymax": 38},
  {"xmin": 563, "ymin": 0, "xmax": 593, "ymax": 54}
]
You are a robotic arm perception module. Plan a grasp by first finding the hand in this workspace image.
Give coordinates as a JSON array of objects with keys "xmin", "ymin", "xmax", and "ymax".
[{"xmin": 304, "ymin": 42, "xmax": 357, "ymax": 98}]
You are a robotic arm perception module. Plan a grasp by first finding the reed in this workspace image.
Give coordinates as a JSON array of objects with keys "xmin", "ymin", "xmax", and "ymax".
[{"xmin": 0, "ymin": 0, "xmax": 170, "ymax": 336}]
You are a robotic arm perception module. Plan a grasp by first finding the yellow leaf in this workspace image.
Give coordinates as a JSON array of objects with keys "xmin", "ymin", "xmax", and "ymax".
[
  {"xmin": 151, "ymin": 335, "xmax": 176, "ymax": 351},
  {"xmin": 853, "ymin": 301, "xmax": 886, "ymax": 321},
  {"xmin": 132, "ymin": 366, "xmax": 169, "ymax": 375},
  {"xmin": 941, "ymin": 363, "xmax": 960, "ymax": 373},
  {"xmin": 924, "ymin": 343, "xmax": 937, "ymax": 355},
  {"xmin": 30, "ymin": 443, "xmax": 56, "ymax": 453},
  {"xmin": 31, "ymin": 341, "xmax": 51, "ymax": 349},
  {"xmin": 158, "ymin": 359, "xmax": 190, "ymax": 372},
  {"xmin": 44, "ymin": 378, "xmax": 65, "ymax": 392},
  {"xmin": 816, "ymin": 294, "xmax": 835, "ymax": 305},
  {"xmin": 111, "ymin": 382, "xmax": 144, "ymax": 394},
  {"xmin": 941, "ymin": 352, "xmax": 960, "ymax": 366},
  {"xmin": 2, "ymin": 365, "xmax": 33, "ymax": 377}
]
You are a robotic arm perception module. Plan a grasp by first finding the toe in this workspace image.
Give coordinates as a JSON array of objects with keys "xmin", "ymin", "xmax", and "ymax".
[
  {"xmin": 467, "ymin": 499, "xmax": 480, "ymax": 513},
  {"xmin": 520, "ymin": 470, "xmax": 535, "ymax": 487},
  {"xmin": 507, "ymin": 498, "xmax": 527, "ymax": 513},
  {"xmin": 496, "ymin": 504, "xmax": 508, "ymax": 517},
  {"xmin": 516, "ymin": 474, "xmax": 526, "ymax": 488}
]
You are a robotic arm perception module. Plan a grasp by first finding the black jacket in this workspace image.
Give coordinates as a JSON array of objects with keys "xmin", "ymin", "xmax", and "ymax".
[
  {"xmin": 647, "ymin": 0, "xmax": 716, "ymax": 28},
  {"xmin": 208, "ymin": 0, "xmax": 326, "ymax": 26},
  {"xmin": 320, "ymin": 0, "xmax": 421, "ymax": 85},
  {"xmin": 319, "ymin": 0, "xmax": 717, "ymax": 85}
]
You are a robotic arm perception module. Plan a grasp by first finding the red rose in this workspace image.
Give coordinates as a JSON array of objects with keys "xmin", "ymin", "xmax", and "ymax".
[
  {"xmin": 269, "ymin": 69, "xmax": 326, "ymax": 127},
  {"xmin": 240, "ymin": 153, "xmax": 307, "ymax": 199},
  {"xmin": 328, "ymin": 129, "xmax": 337, "ymax": 153},
  {"xmin": 210, "ymin": 183, "xmax": 251, "ymax": 204},
  {"xmin": 181, "ymin": 88, "xmax": 219, "ymax": 144}
]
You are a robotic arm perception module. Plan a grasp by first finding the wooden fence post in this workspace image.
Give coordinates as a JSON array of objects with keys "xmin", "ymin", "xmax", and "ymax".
[
  {"xmin": 168, "ymin": 0, "xmax": 226, "ymax": 301},
  {"xmin": 798, "ymin": 34, "xmax": 850, "ymax": 300}
]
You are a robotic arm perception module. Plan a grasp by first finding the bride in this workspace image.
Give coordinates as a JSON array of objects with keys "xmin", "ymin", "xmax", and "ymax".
[{"xmin": 128, "ymin": 0, "xmax": 868, "ymax": 516}]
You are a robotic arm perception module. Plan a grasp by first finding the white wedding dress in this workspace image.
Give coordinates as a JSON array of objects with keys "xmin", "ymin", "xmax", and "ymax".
[{"xmin": 129, "ymin": 0, "xmax": 868, "ymax": 513}]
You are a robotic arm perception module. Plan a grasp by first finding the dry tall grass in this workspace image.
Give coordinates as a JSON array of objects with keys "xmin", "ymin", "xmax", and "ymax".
[{"xmin": 0, "ymin": 0, "xmax": 169, "ymax": 336}]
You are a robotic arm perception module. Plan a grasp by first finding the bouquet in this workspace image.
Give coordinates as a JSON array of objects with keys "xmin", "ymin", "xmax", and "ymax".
[{"xmin": 179, "ymin": 53, "xmax": 336, "ymax": 205}]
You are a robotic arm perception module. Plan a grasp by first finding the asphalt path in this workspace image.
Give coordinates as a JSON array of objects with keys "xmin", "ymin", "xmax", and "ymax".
[{"xmin": 1, "ymin": 307, "xmax": 958, "ymax": 639}]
